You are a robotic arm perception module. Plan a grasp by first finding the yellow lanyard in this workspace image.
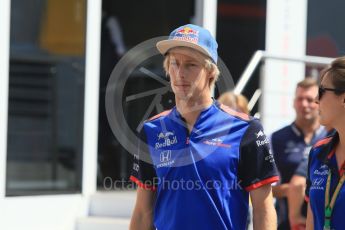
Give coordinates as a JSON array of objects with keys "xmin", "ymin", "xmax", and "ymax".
[{"xmin": 324, "ymin": 169, "xmax": 345, "ymax": 230}]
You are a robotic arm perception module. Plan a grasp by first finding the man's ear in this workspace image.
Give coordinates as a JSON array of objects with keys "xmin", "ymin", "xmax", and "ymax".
[{"xmin": 207, "ymin": 69, "xmax": 213, "ymax": 79}]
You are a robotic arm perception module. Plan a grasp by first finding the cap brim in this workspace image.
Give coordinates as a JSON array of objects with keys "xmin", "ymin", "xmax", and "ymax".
[{"xmin": 156, "ymin": 40, "xmax": 211, "ymax": 59}]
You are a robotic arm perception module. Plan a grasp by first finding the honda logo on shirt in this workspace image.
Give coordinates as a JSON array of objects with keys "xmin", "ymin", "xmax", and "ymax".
[
  {"xmin": 160, "ymin": 150, "xmax": 171, "ymax": 162},
  {"xmin": 312, "ymin": 178, "xmax": 324, "ymax": 186}
]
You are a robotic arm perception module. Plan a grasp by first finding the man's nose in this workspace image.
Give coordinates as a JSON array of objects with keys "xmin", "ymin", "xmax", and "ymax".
[
  {"xmin": 301, "ymin": 99, "xmax": 311, "ymax": 107},
  {"xmin": 176, "ymin": 65, "xmax": 186, "ymax": 78}
]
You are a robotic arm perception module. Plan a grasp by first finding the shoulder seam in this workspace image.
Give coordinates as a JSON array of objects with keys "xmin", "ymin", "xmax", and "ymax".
[
  {"xmin": 272, "ymin": 125, "xmax": 297, "ymax": 138},
  {"xmin": 219, "ymin": 104, "xmax": 251, "ymax": 121},
  {"xmin": 313, "ymin": 136, "xmax": 332, "ymax": 148},
  {"xmin": 148, "ymin": 109, "xmax": 172, "ymax": 121}
]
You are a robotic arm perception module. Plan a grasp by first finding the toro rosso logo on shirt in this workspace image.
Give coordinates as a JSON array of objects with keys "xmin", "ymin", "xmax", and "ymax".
[
  {"xmin": 203, "ymin": 137, "xmax": 231, "ymax": 148},
  {"xmin": 155, "ymin": 131, "xmax": 178, "ymax": 149}
]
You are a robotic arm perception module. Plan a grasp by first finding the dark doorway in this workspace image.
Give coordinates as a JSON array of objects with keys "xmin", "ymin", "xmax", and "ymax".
[{"xmin": 98, "ymin": 0, "xmax": 194, "ymax": 190}]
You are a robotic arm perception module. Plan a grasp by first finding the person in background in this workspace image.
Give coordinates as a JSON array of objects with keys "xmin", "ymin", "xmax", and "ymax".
[
  {"xmin": 288, "ymin": 125, "xmax": 336, "ymax": 230},
  {"xmin": 218, "ymin": 91, "xmax": 252, "ymax": 229},
  {"xmin": 271, "ymin": 78, "xmax": 328, "ymax": 230},
  {"xmin": 218, "ymin": 91, "xmax": 250, "ymax": 114},
  {"xmin": 305, "ymin": 56, "xmax": 345, "ymax": 229}
]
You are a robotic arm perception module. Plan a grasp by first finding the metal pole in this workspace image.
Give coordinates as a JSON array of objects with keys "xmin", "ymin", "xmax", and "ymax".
[
  {"xmin": 82, "ymin": 0, "xmax": 102, "ymax": 196},
  {"xmin": 194, "ymin": 0, "xmax": 218, "ymax": 38},
  {"xmin": 0, "ymin": 0, "xmax": 11, "ymax": 199},
  {"xmin": 234, "ymin": 51, "xmax": 264, "ymax": 94},
  {"xmin": 234, "ymin": 50, "xmax": 334, "ymax": 94}
]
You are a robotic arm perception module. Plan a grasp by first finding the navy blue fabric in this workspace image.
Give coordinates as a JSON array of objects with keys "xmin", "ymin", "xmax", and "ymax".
[
  {"xmin": 295, "ymin": 130, "xmax": 336, "ymax": 178},
  {"xmin": 131, "ymin": 102, "xmax": 279, "ymax": 230},
  {"xmin": 271, "ymin": 124, "xmax": 327, "ymax": 184},
  {"xmin": 271, "ymin": 123, "xmax": 327, "ymax": 228},
  {"xmin": 306, "ymin": 132, "xmax": 345, "ymax": 230},
  {"xmin": 295, "ymin": 157, "xmax": 308, "ymax": 177}
]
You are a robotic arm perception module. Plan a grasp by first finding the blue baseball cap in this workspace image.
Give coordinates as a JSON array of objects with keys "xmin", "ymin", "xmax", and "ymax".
[{"xmin": 156, "ymin": 24, "xmax": 218, "ymax": 63}]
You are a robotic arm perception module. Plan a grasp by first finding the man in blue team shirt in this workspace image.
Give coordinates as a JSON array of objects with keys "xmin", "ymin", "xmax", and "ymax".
[
  {"xmin": 129, "ymin": 24, "xmax": 279, "ymax": 230},
  {"xmin": 271, "ymin": 78, "xmax": 328, "ymax": 229}
]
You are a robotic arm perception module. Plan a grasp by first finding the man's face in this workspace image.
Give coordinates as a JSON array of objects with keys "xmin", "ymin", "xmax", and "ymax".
[
  {"xmin": 168, "ymin": 48, "xmax": 210, "ymax": 101},
  {"xmin": 293, "ymin": 86, "xmax": 319, "ymax": 122}
]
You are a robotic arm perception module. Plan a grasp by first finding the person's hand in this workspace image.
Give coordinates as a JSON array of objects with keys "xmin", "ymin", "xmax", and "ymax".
[
  {"xmin": 291, "ymin": 224, "xmax": 306, "ymax": 230},
  {"xmin": 290, "ymin": 216, "xmax": 306, "ymax": 230}
]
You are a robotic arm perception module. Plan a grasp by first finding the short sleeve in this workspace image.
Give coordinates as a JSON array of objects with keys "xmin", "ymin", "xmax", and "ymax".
[
  {"xmin": 295, "ymin": 156, "xmax": 308, "ymax": 178},
  {"xmin": 305, "ymin": 152, "xmax": 313, "ymax": 202},
  {"xmin": 238, "ymin": 119, "xmax": 280, "ymax": 191},
  {"xmin": 130, "ymin": 127, "xmax": 157, "ymax": 191}
]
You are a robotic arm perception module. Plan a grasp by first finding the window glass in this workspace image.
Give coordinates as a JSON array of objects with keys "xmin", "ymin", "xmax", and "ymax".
[{"xmin": 6, "ymin": 0, "xmax": 86, "ymax": 196}]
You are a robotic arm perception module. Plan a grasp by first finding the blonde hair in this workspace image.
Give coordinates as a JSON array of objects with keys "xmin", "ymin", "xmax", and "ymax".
[
  {"xmin": 236, "ymin": 94, "xmax": 250, "ymax": 115},
  {"xmin": 163, "ymin": 47, "xmax": 220, "ymax": 90},
  {"xmin": 296, "ymin": 78, "xmax": 318, "ymax": 89},
  {"xmin": 218, "ymin": 91, "xmax": 249, "ymax": 115}
]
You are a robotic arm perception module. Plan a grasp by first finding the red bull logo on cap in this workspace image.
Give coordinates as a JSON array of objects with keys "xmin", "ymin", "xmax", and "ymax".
[
  {"xmin": 173, "ymin": 26, "xmax": 199, "ymax": 43},
  {"xmin": 176, "ymin": 27, "xmax": 198, "ymax": 35}
]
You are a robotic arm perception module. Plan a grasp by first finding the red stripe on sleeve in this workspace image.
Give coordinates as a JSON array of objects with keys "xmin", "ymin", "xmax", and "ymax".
[
  {"xmin": 130, "ymin": 175, "xmax": 157, "ymax": 191},
  {"xmin": 220, "ymin": 104, "xmax": 250, "ymax": 121},
  {"xmin": 305, "ymin": 195, "xmax": 310, "ymax": 202},
  {"xmin": 327, "ymin": 148, "xmax": 336, "ymax": 160},
  {"xmin": 245, "ymin": 176, "xmax": 280, "ymax": 191},
  {"xmin": 314, "ymin": 137, "xmax": 332, "ymax": 148},
  {"xmin": 148, "ymin": 110, "xmax": 172, "ymax": 121}
]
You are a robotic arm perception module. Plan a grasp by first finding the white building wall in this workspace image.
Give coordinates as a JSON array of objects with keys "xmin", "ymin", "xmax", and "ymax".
[
  {"xmin": 0, "ymin": 0, "xmax": 311, "ymax": 228},
  {"xmin": 262, "ymin": 0, "xmax": 308, "ymax": 134},
  {"xmin": 0, "ymin": 0, "xmax": 101, "ymax": 229},
  {"xmin": 82, "ymin": 0, "xmax": 102, "ymax": 197},
  {"xmin": 1, "ymin": 195, "xmax": 87, "ymax": 230},
  {"xmin": 194, "ymin": 0, "xmax": 218, "ymax": 37}
]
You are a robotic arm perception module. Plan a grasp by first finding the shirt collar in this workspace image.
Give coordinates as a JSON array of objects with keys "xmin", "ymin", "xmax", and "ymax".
[
  {"xmin": 172, "ymin": 98, "xmax": 217, "ymax": 134},
  {"xmin": 317, "ymin": 132, "xmax": 339, "ymax": 164},
  {"xmin": 173, "ymin": 98, "xmax": 217, "ymax": 116},
  {"xmin": 291, "ymin": 123, "xmax": 326, "ymax": 143},
  {"xmin": 291, "ymin": 123, "xmax": 302, "ymax": 137}
]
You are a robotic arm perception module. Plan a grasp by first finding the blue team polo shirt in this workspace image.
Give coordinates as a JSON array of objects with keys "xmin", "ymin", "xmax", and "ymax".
[
  {"xmin": 130, "ymin": 101, "xmax": 279, "ymax": 230},
  {"xmin": 270, "ymin": 123, "xmax": 327, "ymax": 227},
  {"xmin": 271, "ymin": 123, "xmax": 327, "ymax": 184},
  {"xmin": 306, "ymin": 132, "xmax": 345, "ymax": 230}
]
